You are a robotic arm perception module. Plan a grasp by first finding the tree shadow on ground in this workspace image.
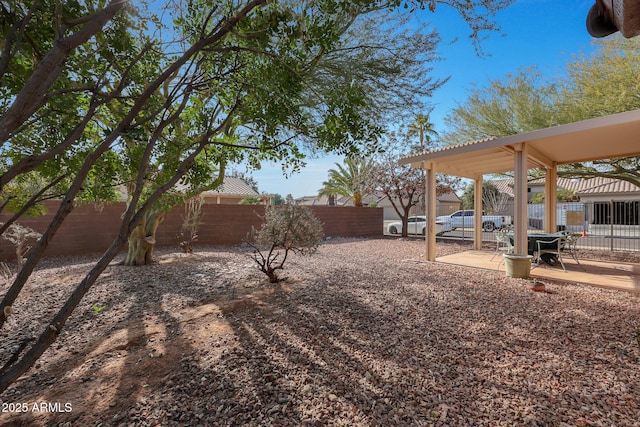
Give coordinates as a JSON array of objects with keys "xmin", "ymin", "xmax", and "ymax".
[
  {"xmin": 0, "ymin": 249, "xmax": 245, "ymax": 425},
  {"xmin": 2, "ymin": 241, "xmax": 639, "ymax": 425}
]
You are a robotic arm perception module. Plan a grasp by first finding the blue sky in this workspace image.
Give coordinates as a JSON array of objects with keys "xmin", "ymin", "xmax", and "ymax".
[{"xmin": 250, "ymin": 0, "xmax": 598, "ymax": 198}]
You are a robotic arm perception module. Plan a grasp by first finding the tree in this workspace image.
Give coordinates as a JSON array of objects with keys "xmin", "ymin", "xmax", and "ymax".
[
  {"xmin": 461, "ymin": 181, "xmax": 509, "ymax": 214},
  {"xmin": 441, "ymin": 38, "xmax": 640, "ymax": 189},
  {"xmin": 530, "ymin": 189, "xmax": 577, "ymax": 204},
  {"xmin": 319, "ymin": 157, "xmax": 374, "ymax": 207},
  {"xmin": 368, "ymin": 132, "xmax": 454, "ymax": 237},
  {"xmin": 0, "ymin": 0, "xmax": 514, "ymax": 393},
  {"xmin": 407, "ymin": 112, "xmax": 439, "ymax": 152},
  {"xmin": 371, "ymin": 151, "xmax": 425, "ymax": 236},
  {"xmin": 270, "ymin": 193, "xmax": 285, "ymax": 206},
  {"xmin": 239, "ymin": 196, "xmax": 263, "ymax": 205},
  {"xmin": 441, "ymin": 67, "xmax": 558, "ymax": 146},
  {"xmin": 553, "ymin": 37, "xmax": 640, "ymax": 187},
  {"xmin": 248, "ymin": 204, "xmax": 323, "ymax": 283}
]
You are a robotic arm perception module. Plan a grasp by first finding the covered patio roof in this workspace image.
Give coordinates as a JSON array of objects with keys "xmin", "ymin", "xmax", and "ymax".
[
  {"xmin": 400, "ymin": 109, "xmax": 640, "ymax": 179},
  {"xmin": 399, "ymin": 108, "xmax": 640, "ymax": 263}
]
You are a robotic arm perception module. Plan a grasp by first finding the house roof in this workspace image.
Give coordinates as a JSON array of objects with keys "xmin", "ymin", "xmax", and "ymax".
[
  {"xmin": 297, "ymin": 190, "xmax": 461, "ymax": 205},
  {"xmin": 488, "ymin": 179, "xmax": 515, "ymax": 197},
  {"xmin": 437, "ymin": 191, "xmax": 462, "ymax": 203},
  {"xmin": 202, "ymin": 176, "xmax": 259, "ymax": 197},
  {"xmin": 574, "ymin": 178, "xmax": 640, "ymax": 195},
  {"xmin": 399, "ymin": 109, "xmax": 640, "ymax": 179},
  {"xmin": 491, "ymin": 176, "xmax": 640, "ymax": 197}
]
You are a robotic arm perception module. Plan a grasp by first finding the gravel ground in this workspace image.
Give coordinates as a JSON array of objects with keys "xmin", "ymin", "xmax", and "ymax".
[{"xmin": 1, "ymin": 237, "xmax": 640, "ymax": 426}]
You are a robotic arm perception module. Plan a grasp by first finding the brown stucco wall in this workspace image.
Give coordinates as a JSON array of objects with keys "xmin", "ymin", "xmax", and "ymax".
[{"xmin": 0, "ymin": 202, "xmax": 382, "ymax": 260}]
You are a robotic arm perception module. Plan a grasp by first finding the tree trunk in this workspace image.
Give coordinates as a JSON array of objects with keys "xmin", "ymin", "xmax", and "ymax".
[
  {"xmin": 123, "ymin": 210, "xmax": 165, "ymax": 266},
  {"xmin": 401, "ymin": 206, "xmax": 412, "ymax": 237}
]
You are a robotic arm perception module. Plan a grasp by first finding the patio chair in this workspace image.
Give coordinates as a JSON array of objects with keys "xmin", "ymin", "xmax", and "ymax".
[
  {"xmin": 534, "ymin": 236, "xmax": 568, "ymax": 272},
  {"xmin": 563, "ymin": 233, "xmax": 585, "ymax": 270},
  {"xmin": 491, "ymin": 229, "xmax": 514, "ymax": 262}
]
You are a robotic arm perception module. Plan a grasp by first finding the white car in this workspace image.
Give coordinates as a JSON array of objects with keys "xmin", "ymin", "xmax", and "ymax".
[{"xmin": 387, "ymin": 215, "xmax": 447, "ymax": 235}]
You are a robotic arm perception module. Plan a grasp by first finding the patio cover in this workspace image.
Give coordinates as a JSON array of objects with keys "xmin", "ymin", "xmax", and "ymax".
[{"xmin": 399, "ymin": 108, "xmax": 640, "ymax": 260}]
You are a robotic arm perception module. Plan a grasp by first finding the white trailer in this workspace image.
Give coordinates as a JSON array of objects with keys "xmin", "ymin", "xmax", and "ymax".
[{"xmin": 528, "ymin": 203, "xmax": 586, "ymax": 232}]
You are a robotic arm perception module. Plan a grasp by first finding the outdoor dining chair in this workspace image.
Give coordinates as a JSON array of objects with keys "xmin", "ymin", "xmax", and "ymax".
[
  {"xmin": 491, "ymin": 228, "xmax": 514, "ymax": 264},
  {"xmin": 534, "ymin": 236, "xmax": 568, "ymax": 272},
  {"xmin": 563, "ymin": 233, "xmax": 585, "ymax": 270}
]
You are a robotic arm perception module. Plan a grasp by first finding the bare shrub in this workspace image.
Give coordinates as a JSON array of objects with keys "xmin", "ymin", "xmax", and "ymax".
[
  {"xmin": 1, "ymin": 223, "xmax": 42, "ymax": 273},
  {"xmin": 178, "ymin": 195, "xmax": 204, "ymax": 254},
  {"xmin": 248, "ymin": 204, "xmax": 323, "ymax": 283}
]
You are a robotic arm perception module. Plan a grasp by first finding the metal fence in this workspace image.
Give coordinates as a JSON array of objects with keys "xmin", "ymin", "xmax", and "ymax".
[{"xmin": 436, "ymin": 201, "xmax": 640, "ymax": 253}]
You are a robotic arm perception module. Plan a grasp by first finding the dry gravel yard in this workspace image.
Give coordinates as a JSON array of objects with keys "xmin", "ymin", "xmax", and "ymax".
[{"xmin": 1, "ymin": 237, "xmax": 640, "ymax": 426}]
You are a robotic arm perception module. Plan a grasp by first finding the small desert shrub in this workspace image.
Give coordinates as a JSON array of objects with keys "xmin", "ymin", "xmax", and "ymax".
[
  {"xmin": 178, "ymin": 195, "xmax": 204, "ymax": 253},
  {"xmin": 1, "ymin": 223, "xmax": 42, "ymax": 273},
  {"xmin": 248, "ymin": 204, "xmax": 323, "ymax": 283}
]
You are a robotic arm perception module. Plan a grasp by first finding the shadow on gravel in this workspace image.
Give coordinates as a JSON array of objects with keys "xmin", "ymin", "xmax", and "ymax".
[{"xmin": 2, "ymin": 240, "xmax": 640, "ymax": 426}]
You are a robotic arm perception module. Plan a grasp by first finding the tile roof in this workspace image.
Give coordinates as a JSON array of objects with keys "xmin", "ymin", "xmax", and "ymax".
[
  {"xmin": 202, "ymin": 176, "xmax": 259, "ymax": 196},
  {"xmin": 492, "ymin": 177, "xmax": 640, "ymax": 197},
  {"xmin": 437, "ymin": 191, "xmax": 462, "ymax": 203},
  {"xmin": 488, "ymin": 179, "xmax": 515, "ymax": 197},
  {"xmin": 576, "ymin": 178, "xmax": 640, "ymax": 195}
]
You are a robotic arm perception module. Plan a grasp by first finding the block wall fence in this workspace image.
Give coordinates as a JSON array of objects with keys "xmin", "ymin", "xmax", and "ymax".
[{"xmin": 0, "ymin": 201, "xmax": 383, "ymax": 260}]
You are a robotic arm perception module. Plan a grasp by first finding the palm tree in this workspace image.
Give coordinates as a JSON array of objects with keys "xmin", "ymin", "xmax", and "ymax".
[
  {"xmin": 407, "ymin": 113, "xmax": 438, "ymax": 152},
  {"xmin": 408, "ymin": 113, "xmax": 438, "ymax": 213},
  {"xmin": 318, "ymin": 157, "xmax": 373, "ymax": 207}
]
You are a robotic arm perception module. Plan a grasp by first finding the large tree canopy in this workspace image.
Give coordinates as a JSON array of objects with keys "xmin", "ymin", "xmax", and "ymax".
[
  {"xmin": 0, "ymin": 0, "xmax": 514, "ymax": 392},
  {"xmin": 441, "ymin": 66, "xmax": 558, "ymax": 145},
  {"xmin": 441, "ymin": 37, "xmax": 640, "ymax": 188}
]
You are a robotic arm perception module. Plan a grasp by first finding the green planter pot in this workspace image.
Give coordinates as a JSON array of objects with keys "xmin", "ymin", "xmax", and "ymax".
[{"xmin": 503, "ymin": 254, "xmax": 533, "ymax": 278}]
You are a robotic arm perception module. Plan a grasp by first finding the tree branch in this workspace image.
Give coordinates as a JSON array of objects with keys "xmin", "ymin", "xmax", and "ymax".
[{"xmin": 0, "ymin": 0, "xmax": 127, "ymax": 145}]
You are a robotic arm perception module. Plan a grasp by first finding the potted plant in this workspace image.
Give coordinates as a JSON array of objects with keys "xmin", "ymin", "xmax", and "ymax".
[{"xmin": 503, "ymin": 253, "xmax": 533, "ymax": 278}]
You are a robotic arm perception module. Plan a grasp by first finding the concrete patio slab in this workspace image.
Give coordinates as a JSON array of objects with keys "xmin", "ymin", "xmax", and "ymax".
[{"xmin": 436, "ymin": 250, "xmax": 640, "ymax": 293}]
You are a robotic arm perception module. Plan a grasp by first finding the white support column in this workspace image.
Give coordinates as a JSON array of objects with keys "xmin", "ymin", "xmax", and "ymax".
[
  {"xmin": 514, "ymin": 143, "xmax": 529, "ymax": 255},
  {"xmin": 474, "ymin": 175, "xmax": 483, "ymax": 250},
  {"xmin": 545, "ymin": 165, "xmax": 558, "ymax": 233},
  {"xmin": 425, "ymin": 164, "xmax": 437, "ymax": 261}
]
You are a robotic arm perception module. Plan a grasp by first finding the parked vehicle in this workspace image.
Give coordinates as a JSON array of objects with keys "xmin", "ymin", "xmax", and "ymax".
[
  {"xmin": 387, "ymin": 216, "xmax": 447, "ymax": 235},
  {"xmin": 436, "ymin": 210, "xmax": 512, "ymax": 233}
]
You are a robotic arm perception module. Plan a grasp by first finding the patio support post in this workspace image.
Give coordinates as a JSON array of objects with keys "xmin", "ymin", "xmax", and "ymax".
[
  {"xmin": 514, "ymin": 143, "xmax": 529, "ymax": 255},
  {"xmin": 474, "ymin": 175, "xmax": 483, "ymax": 250},
  {"xmin": 425, "ymin": 164, "xmax": 437, "ymax": 261},
  {"xmin": 545, "ymin": 165, "xmax": 558, "ymax": 233}
]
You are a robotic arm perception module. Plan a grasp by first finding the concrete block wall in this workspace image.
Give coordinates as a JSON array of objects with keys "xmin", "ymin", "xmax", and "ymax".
[{"xmin": 0, "ymin": 202, "xmax": 382, "ymax": 260}]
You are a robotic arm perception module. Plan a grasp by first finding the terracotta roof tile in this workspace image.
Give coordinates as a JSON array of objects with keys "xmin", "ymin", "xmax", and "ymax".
[
  {"xmin": 202, "ymin": 177, "xmax": 259, "ymax": 196},
  {"xmin": 493, "ymin": 177, "xmax": 640, "ymax": 196}
]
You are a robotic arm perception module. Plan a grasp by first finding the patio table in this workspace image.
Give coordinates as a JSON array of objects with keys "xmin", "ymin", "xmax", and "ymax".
[{"xmin": 508, "ymin": 231, "xmax": 567, "ymax": 264}]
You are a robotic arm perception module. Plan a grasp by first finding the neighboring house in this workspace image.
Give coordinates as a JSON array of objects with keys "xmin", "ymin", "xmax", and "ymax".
[
  {"xmin": 201, "ymin": 176, "xmax": 270, "ymax": 205},
  {"xmin": 490, "ymin": 177, "xmax": 640, "ymax": 202},
  {"xmin": 116, "ymin": 176, "xmax": 269, "ymax": 205},
  {"xmin": 436, "ymin": 191, "xmax": 464, "ymax": 216},
  {"xmin": 488, "ymin": 177, "xmax": 640, "ymax": 225},
  {"xmin": 296, "ymin": 190, "xmax": 462, "ymax": 221}
]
